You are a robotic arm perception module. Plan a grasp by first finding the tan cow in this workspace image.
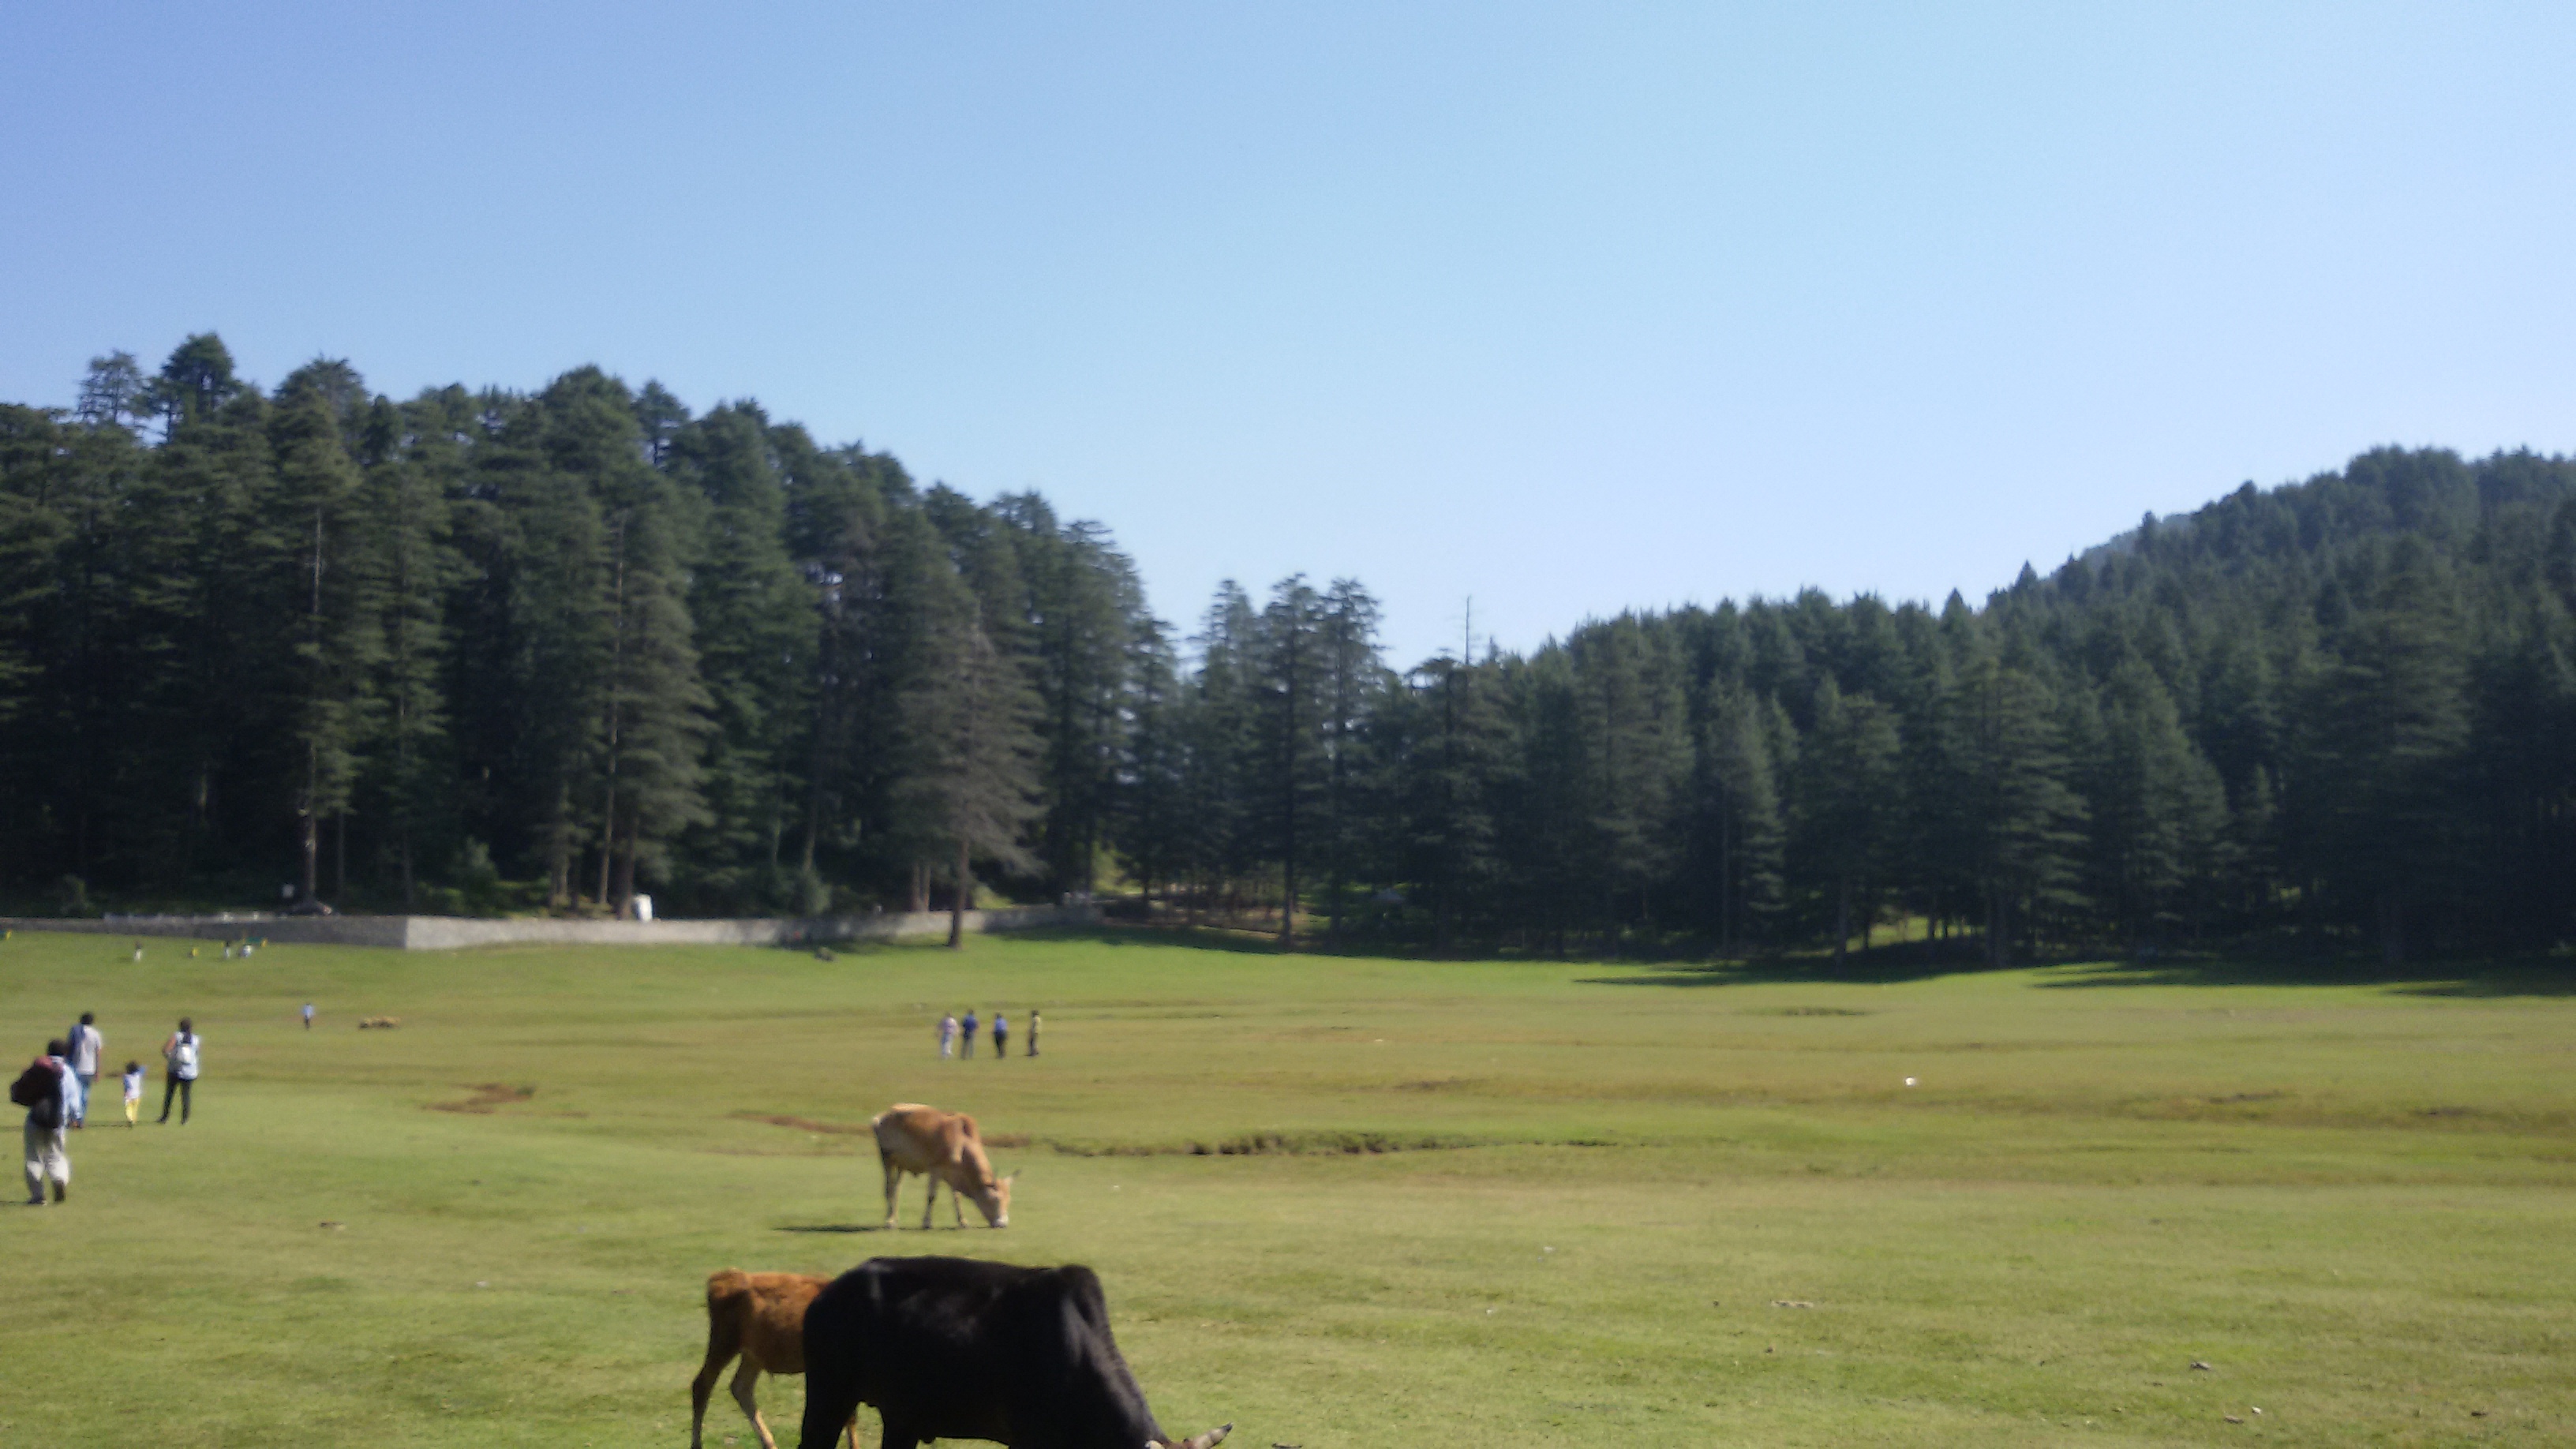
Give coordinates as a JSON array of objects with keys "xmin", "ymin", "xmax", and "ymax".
[
  {"xmin": 691, "ymin": 1269, "xmax": 856, "ymax": 1449},
  {"xmin": 871, "ymin": 1102, "xmax": 1016, "ymax": 1229}
]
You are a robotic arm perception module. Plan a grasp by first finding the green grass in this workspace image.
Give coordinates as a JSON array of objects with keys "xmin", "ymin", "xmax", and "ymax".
[{"xmin": 0, "ymin": 929, "xmax": 2567, "ymax": 1447}]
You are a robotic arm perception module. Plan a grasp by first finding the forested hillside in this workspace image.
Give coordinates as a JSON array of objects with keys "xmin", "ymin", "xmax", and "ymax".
[{"xmin": 3, "ymin": 335, "xmax": 2570, "ymax": 963}]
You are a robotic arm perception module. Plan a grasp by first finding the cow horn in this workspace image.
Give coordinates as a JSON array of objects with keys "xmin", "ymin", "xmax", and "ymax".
[{"xmin": 1180, "ymin": 1423, "xmax": 1232, "ymax": 1449}]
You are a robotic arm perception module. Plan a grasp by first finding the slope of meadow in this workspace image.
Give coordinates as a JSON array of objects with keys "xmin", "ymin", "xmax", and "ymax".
[{"xmin": 0, "ymin": 930, "xmax": 2566, "ymax": 1447}]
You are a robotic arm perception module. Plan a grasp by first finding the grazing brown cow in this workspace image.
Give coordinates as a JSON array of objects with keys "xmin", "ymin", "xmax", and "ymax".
[
  {"xmin": 691, "ymin": 1269, "xmax": 856, "ymax": 1449},
  {"xmin": 871, "ymin": 1103, "xmax": 1016, "ymax": 1229}
]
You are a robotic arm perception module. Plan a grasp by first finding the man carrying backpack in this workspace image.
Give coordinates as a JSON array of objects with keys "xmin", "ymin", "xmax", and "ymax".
[
  {"xmin": 13, "ymin": 1040, "xmax": 69, "ymax": 1204},
  {"xmin": 159, "ymin": 1018, "xmax": 200, "ymax": 1125}
]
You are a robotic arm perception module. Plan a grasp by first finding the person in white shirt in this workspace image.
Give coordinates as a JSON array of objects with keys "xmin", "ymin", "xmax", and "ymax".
[
  {"xmin": 64, "ymin": 1013, "xmax": 102, "ymax": 1129},
  {"xmin": 938, "ymin": 1013, "xmax": 958, "ymax": 1060},
  {"xmin": 158, "ymin": 1018, "xmax": 200, "ymax": 1125},
  {"xmin": 46, "ymin": 1042, "xmax": 82, "ymax": 1133},
  {"xmin": 119, "ymin": 1061, "xmax": 144, "ymax": 1127}
]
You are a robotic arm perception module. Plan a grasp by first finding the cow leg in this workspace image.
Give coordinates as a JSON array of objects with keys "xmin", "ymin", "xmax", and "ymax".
[
  {"xmin": 691, "ymin": 1309, "xmax": 742, "ymax": 1449},
  {"xmin": 878, "ymin": 1417, "xmax": 925, "ymax": 1449},
  {"xmin": 730, "ymin": 1359, "xmax": 778, "ymax": 1449},
  {"xmin": 880, "ymin": 1152, "xmax": 900, "ymax": 1228},
  {"xmin": 920, "ymin": 1175, "xmax": 938, "ymax": 1231},
  {"xmin": 798, "ymin": 1370, "xmax": 866, "ymax": 1449},
  {"xmin": 949, "ymin": 1179, "xmax": 966, "ymax": 1229}
]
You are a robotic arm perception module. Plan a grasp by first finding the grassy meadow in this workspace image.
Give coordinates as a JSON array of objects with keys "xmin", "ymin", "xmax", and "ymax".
[{"xmin": 0, "ymin": 928, "xmax": 2567, "ymax": 1447}]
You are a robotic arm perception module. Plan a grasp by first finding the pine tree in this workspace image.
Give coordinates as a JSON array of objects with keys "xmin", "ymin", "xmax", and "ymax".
[
  {"xmin": 1699, "ymin": 683, "xmax": 1786, "ymax": 955},
  {"xmin": 1793, "ymin": 680, "xmax": 1900, "ymax": 964},
  {"xmin": 359, "ymin": 397, "xmax": 455, "ymax": 908},
  {"xmin": 1567, "ymin": 616, "xmax": 1689, "ymax": 949},
  {"xmin": 1255, "ymin": 576, "xmax": 1327, "ymax": 942},
  {"xmin": 1181, "ymin": 583, "xmax": 1262, "ymax": 922},
  {"xmin": 2300, "ymin": 539, "xmax": 2469, "ymax": 963},
  {"xmin": 677, "ymin": 403, "xmax": 816, "ymax": 908},
  {"xmin": 1949, "ymin": 653, "xmax": 2087, "ymax": 966},
  {"xmin": 1317, "ymin": 578, "xmax": 1385, "ymax": 943},
  {"xmin": 892, "ymin": 557, "xmax": 1042, "ymax": 945},
  {"xmin": 271, "ymin": 365, "xmax": 388, "ymax": 903}
]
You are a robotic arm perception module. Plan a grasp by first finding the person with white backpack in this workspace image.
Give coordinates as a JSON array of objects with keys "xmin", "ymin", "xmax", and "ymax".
[{"xmin": 158, "ymin": 1018, "xmax": 200, "ymax": 1125}]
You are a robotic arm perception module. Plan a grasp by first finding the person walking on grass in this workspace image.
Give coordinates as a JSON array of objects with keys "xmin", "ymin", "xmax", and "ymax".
[
  {"xmin": 64, "ymin": 1013, "xmax": 101, "ymax": 1129},
  {"xmin": 119, "ymin": 1061, "xmax": 144, "ymax": 1127},
  {"xmin": 990, "ymin": 1013, "xmax": 1009, "ymax": 1058},
  {"xmin": 158, "ymin": 1018, "xmax": 200, "ymax": 1124},
  {"xmin": 938, "ymin": 1012, "xmax": 958, "ymax": 1060},
  {"xmin": 13, "ymin": 1041, "xmax": 68, "ymax": 1204},
  {"xmin": 960, "ymin": 1008, "xmax": 979, "ymax": 1059},
  {"xmin": 47, "ymin": 1039, "xmax": 83, "ymax": 1134},
  {"xmin": 301, "ymin": 1002, "xmax": 315, "ymax": 1031},
  {"xmin": 1027, "ymin": 1009, "xmax": 1040, "ymax": 1058}
]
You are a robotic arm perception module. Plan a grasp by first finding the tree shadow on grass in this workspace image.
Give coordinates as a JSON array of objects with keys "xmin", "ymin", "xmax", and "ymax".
[
  {"xmin": 1578, "ymin": 948, "xmax": 2576, "ymax": 998},
  {"xmin": 1576, "ymin": 955, "xmax": 1997, "ymax": 989},
  {"xmin": 2037, "ymin": 957, "xmax": 2576, "ymax": 997},
  {"xmin": 772, "ymin": 1223, "xmax": 890, "ymax": 1234}
]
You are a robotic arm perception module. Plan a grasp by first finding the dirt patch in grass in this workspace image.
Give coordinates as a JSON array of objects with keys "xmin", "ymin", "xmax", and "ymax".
[
  {"xmin": 733, "ymin": 1112, "xmax": 1031, "ymax": 1148},
  {"xmin": 427, "ymin": 1084, "xmax": 534, "ymax": 1114},
  {"xmin": 1043, "ymin": 1130, "xmax": 1620, "ymax": 1158},
  {"xmin": 736, "ymin": 1114, "xmax": 1612, "ymax": 1158}
]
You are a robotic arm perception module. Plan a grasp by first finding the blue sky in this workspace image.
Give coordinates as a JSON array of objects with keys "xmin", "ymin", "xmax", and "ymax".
[{"xmin": 6, "ymin": 2, "xmax": 2573, "ymax": 665}]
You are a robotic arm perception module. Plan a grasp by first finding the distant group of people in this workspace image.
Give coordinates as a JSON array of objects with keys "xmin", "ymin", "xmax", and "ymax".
[
  {"xmin": 938, "ymin": 1008, "xmax": 1040, "ymax": 1060},
  {"xmin": 13, "ymin": 1012, "xmax": 204, "ymax": 1206}
]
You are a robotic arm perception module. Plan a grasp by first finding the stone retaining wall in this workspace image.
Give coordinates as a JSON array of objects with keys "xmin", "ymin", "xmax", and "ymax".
[{"xmin": 0, "ymin": 905, "xmax": 1098, "ymax": 950}]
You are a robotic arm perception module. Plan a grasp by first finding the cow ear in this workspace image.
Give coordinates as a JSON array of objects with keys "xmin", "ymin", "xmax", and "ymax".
[
  {"xmin": 1181, "ymin": 1423, "xmax": 1232, "ymax": 1449},
  {"xmin": 1004, "ymin": 1170, "xmax": 1020, "ymax": 1183}
]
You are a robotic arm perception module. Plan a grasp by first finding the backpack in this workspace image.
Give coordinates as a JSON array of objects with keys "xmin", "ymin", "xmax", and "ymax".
[
  {"xmin": 11, "ymin": 1061, "xmax": 59, "ymax": 1127},
  {"xmin": 169, "ymin": 1034, "xmax": 198, "ymax": 1076}
]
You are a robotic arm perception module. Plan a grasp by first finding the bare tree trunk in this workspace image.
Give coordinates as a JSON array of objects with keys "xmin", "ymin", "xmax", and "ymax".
[
  {"xmin": 1718, "ymin": 803, "xmax": 1734, "ymax": 957},
  {"xmin": 595, "ymin": 786, "xmax": 616, "ymax": 906},
  {"xmin": 299, "ymin": 742, "xmax": 320, "ymax": 903},
  {"xmin": 949, "ymin": 839, "xmax": 972, "ymax": 949},
  {"xmin": 612, "ymin": 817, "xmax": 638, "ymax": 917},
  {"xmin": 1833, "ymin": 874, "xmax": 1850, "ymax": 968},
  {"xmin": 547, "ymin": 782, "xmax": 571, "ymax": 908},
  {"xmin": 597, "ymin": 519, "xmax": 627, "ymax": 911}
]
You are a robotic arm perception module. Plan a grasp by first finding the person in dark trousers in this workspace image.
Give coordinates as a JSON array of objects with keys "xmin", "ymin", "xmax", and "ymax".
[
  {"xmin": 960, "ymin": 1009, "xmax": 979, "ymax": 1059},
  {"xmin": 158, "ymin": 1017, "xmax": 200, "ymax": 1124},
  {"xmin": 990, "ymin": 1013, "xmax": 1009, "ymax": 1058},
  {"xmin": 16, "ymin": 1041, "xmax": 68, "ymax": 1204},
  {"xmin": 1027, "ymin": 1009, "xmax": 1040, "ymax": 1057}
]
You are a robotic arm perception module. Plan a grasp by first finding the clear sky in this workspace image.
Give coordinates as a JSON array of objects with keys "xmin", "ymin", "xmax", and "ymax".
[{"xmin": 6, "ymin": 2, "xmax": 2573, "ymax": 665}]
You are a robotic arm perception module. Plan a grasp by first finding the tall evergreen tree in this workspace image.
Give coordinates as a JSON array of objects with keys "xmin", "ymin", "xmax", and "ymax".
[
  {"xmin": 271, "ymin": 364, "xmax": 387, "ymax": 903},
  {"xmin": 1793, "ymin": 680, "xmax": 1900, "ymax": 964}
]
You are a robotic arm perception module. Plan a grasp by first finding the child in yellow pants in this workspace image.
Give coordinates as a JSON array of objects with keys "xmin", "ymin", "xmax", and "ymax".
[{"xmin": 120, "ymin": 1061, "xmax": 144, "ymax": 1126}]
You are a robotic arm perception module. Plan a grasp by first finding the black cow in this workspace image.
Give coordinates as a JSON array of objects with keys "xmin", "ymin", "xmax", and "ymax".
[{"xmin": 797, "ymin": 1256, "xmax": 1232, "ymax": 1449}]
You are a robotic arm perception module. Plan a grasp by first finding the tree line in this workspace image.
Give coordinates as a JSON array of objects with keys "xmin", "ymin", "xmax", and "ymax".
[{"xmin": 2, "ymin": 335, "xmax": 2570, "ymax": 962}]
